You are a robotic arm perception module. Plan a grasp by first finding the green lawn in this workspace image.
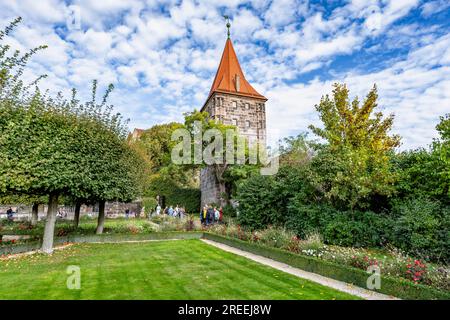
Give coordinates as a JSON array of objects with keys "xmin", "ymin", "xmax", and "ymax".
[{"xmin": 0, "ymin": 239, "xmax": 358, "ymax": 300}]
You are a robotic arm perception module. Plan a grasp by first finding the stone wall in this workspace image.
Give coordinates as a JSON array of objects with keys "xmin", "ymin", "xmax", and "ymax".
[
  {"xmin": 0, "ymin": 201, "xmax": 143, "ymax": 221},
  {"xmin": 203, "ymin": 92, "xmax": 267, "ymax": 145}
]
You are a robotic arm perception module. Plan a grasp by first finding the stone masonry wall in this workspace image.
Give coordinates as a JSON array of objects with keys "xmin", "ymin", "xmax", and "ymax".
[{"xmin": 200, "ymin": 92, "xmax": 267, "ymax": 206}]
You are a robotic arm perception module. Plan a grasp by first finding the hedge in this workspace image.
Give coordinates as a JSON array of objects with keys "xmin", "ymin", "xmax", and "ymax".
[{"xmin": 202, "ymin": 233, "xmax": 450, "ymax": 300}]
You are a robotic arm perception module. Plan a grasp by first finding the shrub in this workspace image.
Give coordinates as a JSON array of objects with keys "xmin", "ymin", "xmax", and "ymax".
[
  {"xmin": 222, "ymin": 204, "xmax": 237, "ymax": 218},
  {"xmin": 286, "ymin": 202, "xmax": 337, "ymax": 237},
  {"xmin": 146, "ymin": 176, "xmax": 200, "ymax": 213},
  {"xmin": 404, "ymin": 259, "xmax": 427, "ymax": 284},
  {"xmin": 300, "ymin": 231, "xmax": 324, "ymax": 251},
  {"xmin": 235, "ymin": 174, "xmax": 280, "ymax": 229},
  {"xmin": 391, "ymin": 197, "xmax": 449, "ymax": 263},
  {"xmin": 183, "ymin": 215, "xmax": 195, "ymax": 231},
  {"xmin": 142, "ymin": 197, "xmax": 158, "ymax": 217},
  {"xmin": 236, "ymin": 166, "xmax": 312, "ymax": 230},
  {"xmin": 258, "ymin": 226, "xmax": 294, "ymax": 249},
  {"xmin": 323, "ymin": 211, "xmax": 388, "ymax": 247}
]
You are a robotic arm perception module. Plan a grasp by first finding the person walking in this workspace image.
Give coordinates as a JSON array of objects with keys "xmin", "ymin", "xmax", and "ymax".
[
  {"xmin": 202, "ymin": 205, "xmax": 208, "ymax": 225},
  {"xmin": 179, "ymin": 207, "xmax": 185, "ymax": 219},
  {"xmin": 156, "ymin": 204, "xmax": 161, "ymax": 215},
  {"xmin": 206, "ymin": 205, "xmax": 214, "ymax": 225},
  {"xmin": 168, "ymin": 206, "xmax": 174, "ymax": 217},
  {"xmin": 125, "ymin": 208, "xmax": 130, "ymax": 219},
  {"xmin": 219, "ymin": 206, "xmax": 223, "ymax": 222},
  {"xmin": 214, "ymin": 207, "xmax": 219, "ymax": 222},
  {"xmin": 6, "ymin": 207, "xmax": 13, "ymax": 221},
  {"xmin": 200, "ymin": 206, "xmax": 204, "ymax": 224}
]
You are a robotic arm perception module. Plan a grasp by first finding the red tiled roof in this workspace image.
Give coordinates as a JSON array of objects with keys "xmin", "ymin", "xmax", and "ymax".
[{"xmin": 206, "ymin": 38, "xmax": 267, "ymax": 102}]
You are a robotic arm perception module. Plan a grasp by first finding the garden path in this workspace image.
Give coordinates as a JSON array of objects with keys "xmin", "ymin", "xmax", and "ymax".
[{"xmin": 201, "ymin": 239, "xmax": 400, "ymax": 300}]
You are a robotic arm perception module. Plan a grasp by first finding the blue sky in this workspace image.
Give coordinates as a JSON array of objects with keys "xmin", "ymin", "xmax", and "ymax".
[{"xmin": 0, "ymin": 0, "xmax": 449, "ymax": 150}]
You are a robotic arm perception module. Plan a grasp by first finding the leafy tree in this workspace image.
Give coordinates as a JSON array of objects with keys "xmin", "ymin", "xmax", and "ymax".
[
  {"xmin": 392, "ymin": 149, "xmax": 448, "ymax": 203},
  {"xmin": 308, "ymin": 83, "xmax": 401, "ymax": 210},
  {"xmin": 392, "ymin": 113, "xmax": 449, "ymax": 204},
  {"xmin": 433, "ymin": 113, "xmax": 449, "ymax": 198},
  {"xmin": 0, "ymin": 18, "xmax": 148, "ymax": 252},
  {"xmin": 136, "ymin": 122, "xmax": 183, "ymax": 172},
  {"xmin": 279, "ymin": 133, "xmax": 315, "ymax": 167},
  {"xmin": 133, "ymin": 122, "xmax": 199, "ymax": 210}
]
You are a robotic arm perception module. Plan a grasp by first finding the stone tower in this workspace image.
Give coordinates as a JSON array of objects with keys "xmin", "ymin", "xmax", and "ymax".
[{"xmin": 200, "ymin": 28, "xmax": 268, "ymax": 206}]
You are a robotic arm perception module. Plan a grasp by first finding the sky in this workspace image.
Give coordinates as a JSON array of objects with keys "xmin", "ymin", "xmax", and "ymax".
[{"xmin": 0, "ymin": 0, "xmax": 449, "ymax": 150}]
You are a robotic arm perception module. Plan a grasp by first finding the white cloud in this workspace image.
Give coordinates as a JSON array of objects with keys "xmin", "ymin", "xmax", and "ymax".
[
  {"xmin": 421, "ymin": 0, "xmax": 450, "ymax": 17},
  {"xmin": 266, "ymin": 33, "xmax": 450, "ymax": 150},
  {"xmin": 0, "ymin": 0, "xmax": 447, "ymax": 151}
]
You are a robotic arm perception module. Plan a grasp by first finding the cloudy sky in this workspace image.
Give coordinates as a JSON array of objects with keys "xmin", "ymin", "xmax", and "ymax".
[{"xmin": 1, "ymin": 0, "xmax": 449, "ymax": 150}]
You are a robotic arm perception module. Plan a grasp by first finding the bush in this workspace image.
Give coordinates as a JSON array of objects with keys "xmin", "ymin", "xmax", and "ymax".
[
  {"xmin": 286, "ymin": 202, "xmax": 337, "ymax": 237},
  {"xmin": 323, "ymin": 211, "xmax": 390, "ymax": 248},
  {"xmin": 222, "ymin": 204, "xmax": 237, "ymax": 218},
  {"xmin": 142, "ymin": 197, "xmax": 158, "ymax": 216},
  {"xmin": 235, "ymin": 174, "xmax": 280, "ymax": 229},
  {"xmin": 146, "ymin": 175, "xmax": 200, "ymax": 213},
  {"xmin": 236, "ymin": 166, "xmax": 311, "ymax": 230},
  {"xmin": 286, "ymin": 202, "xmax": 390, "ymax": 248},
  {"xmin": 257, "ymin": 226, "xmax": 294, "ymax": 249},
  {"xmin": 391, "ymin": 197, "xmax": 449, "ymax": 263}
]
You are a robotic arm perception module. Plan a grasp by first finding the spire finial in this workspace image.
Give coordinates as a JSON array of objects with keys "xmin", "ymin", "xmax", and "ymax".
[{"xmin": 223, "ymin": 15, "xmax": 231, "ymax": 38}]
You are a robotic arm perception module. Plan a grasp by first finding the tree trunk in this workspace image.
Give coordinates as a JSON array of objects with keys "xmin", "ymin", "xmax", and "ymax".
[
  {"xmin": 73, "ymin": 201, "xmax": 81, "ymax": 228},
  {"xmin": 214, "ymin": 164, "xmax": 229, "ymax": 207},
  {"xmin": 41, "ymin": 193, "xmax": 59, "ymax": 254},
  {"xmin": 95, "ymin": 200, "xmax": 106, "ymax": 234},
  {"xmin": 31, "ymin": 203, "xmax": 39, "ymax": 226},
  {"xmin": 218, "ymin": 181, "xmax": 228, "ymax": 207}
]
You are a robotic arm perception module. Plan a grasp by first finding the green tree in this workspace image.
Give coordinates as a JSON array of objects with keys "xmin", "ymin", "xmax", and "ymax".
[
  {"xmin": 434, "ymin": 113, "xmax": 450, "ymax": 198},
  {"xmin": 308, "ymin": 83, "xmax": 401, "ymax": 210},
  {"xmin": 0, "ymin": 18, "xmax": 148, "ymax": 252},
  {"xmin": 133, "ymin": 122, "xmax": 199, "ymax": 211}
]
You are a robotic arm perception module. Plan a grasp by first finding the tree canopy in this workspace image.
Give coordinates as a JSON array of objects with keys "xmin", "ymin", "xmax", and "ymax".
[
  {"xmin": 0, "ymin": 18, "xmax": 148, "ymax": 252},
  {"xmin": 308, "ymin": 83, "xmax": 401, "ymax": 210}
]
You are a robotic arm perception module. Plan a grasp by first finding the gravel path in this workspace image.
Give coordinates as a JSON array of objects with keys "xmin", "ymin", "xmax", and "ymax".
[{"xmin": 201, "ymin": 239, "xmax": 399, "ymax": 300}]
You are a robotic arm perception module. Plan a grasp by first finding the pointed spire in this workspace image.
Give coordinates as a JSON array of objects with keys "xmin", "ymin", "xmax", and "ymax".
[
  {"xmin": 206, "ymin": 37, "xmax": 266, "ymax": 101},
  {"xmin": 223, "ymin": 15, "xmax": 231, "ymax": 38}
]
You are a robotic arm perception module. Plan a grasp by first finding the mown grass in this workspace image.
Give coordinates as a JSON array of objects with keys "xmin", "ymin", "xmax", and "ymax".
[{"xmin": 0, "ymin": 239, "xmax": 358, "ymax": 300}]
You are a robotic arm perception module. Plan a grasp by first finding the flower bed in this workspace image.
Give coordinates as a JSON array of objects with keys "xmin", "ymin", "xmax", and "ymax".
[
  {"xmin": 204, "ymin": 223, "xmax": 450, "ymax": 294},
  {"xmin": 202, "ymin": 232, "xmax": 450, "ymax": 300}
]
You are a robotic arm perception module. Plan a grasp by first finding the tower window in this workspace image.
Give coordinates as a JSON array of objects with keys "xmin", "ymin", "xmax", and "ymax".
[
  {"xmin": 232, "ymin": 101, "xmax": 237, "ymax": 109},
  {"xmin": 245, "ymin": 120, "xmax": 250, "ymax": 128},
  {"xmin": 232, "ymin": 119, "xmax": 237, "ymax": 126},
  {"xmin": 245, "ymin": 103, "xmax": 250, "ymax": 110}
]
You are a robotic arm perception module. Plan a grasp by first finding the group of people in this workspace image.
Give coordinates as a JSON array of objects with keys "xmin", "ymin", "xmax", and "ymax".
[
  {"xmin": 155, "ymin": 204, "xmax": 186, "ymax": 219},
  {"xmin": 200, "ymin": 205, "xmax": 223, "ymax": 225},
  {"xmin": 125, "ymin": 208, "xmax": 138, "ymax": 218}
]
